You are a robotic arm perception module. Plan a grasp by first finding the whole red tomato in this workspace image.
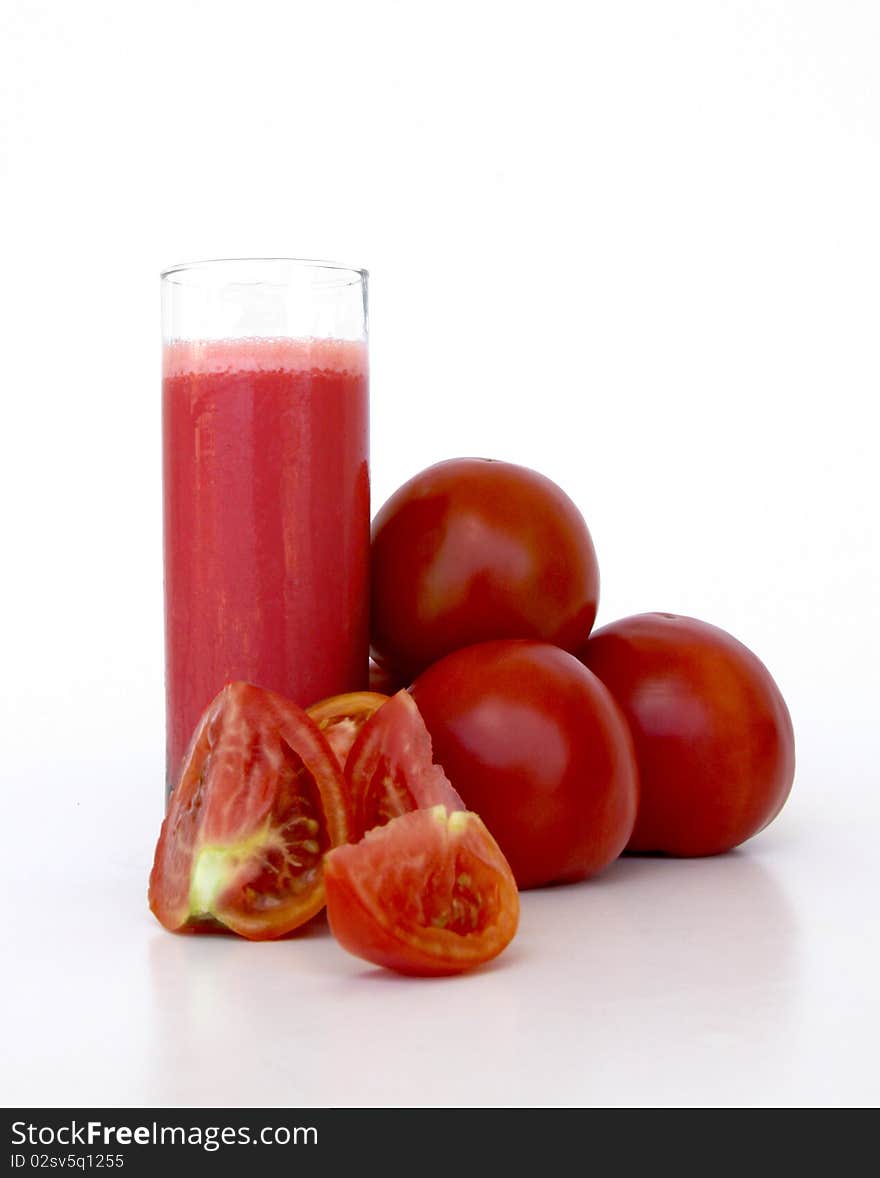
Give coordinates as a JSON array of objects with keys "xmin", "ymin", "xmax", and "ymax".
[
  {"xmin": 371, "ymin": 459, "xmax": 599, "ymax": 681},
  {"xmin": 579, "ymin": 613, "xmax": 795, "ymax": 856},
  {"xmin": 411, "ymin": 640, "xmax": 638, "ymax": 889}
]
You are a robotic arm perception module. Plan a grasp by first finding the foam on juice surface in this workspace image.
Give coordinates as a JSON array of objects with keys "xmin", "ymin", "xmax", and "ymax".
[{"xmin": 163, "ymin": 337, "xmax": 367, "ymax": 379}]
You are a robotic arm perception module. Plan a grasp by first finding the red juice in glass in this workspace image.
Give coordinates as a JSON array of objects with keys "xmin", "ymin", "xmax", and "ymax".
[{"xmin": 162, "ymin": 333, "xmax": 369, "ymax": 789}]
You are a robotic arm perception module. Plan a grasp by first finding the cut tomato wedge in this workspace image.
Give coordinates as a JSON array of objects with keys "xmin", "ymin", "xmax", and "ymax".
[
  {"xmin": 306, "ymin": 690, "xmax": 388, "ymax": 771},
  {"xmin": 325, "ymin": 806, "xmax": 520, "ymax": 976},
  {"xmin": 149, "ymin": 681, "xmax": 351, "ymax": 940},
  {"xmin": 345, "ymin": 689, "xmax": 464, "ymax": 838}
]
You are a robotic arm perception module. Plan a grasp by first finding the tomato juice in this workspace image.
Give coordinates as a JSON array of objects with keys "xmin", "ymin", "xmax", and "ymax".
[{"xmin": 163, "ymin": 337, "xmax": 369, "ymax": 790}]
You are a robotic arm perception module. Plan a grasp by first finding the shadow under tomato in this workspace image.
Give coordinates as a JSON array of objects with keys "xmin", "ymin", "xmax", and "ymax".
[
  {"xmin": 163, "ymin": 902, "xmax": 334, "ymax": 940},
  {"xmin": 518, "ymin": 844, "xmax": 766, "ymax": 895},
  {"xmin": 517, "ymin": 846, "xmax": 802, "ymax": 1009},
  {"xmin": 350, "ymin": 943, "xmax": 527, "ymax": 985},
  {"xmin": 517, "ymin": 853, "xmax": 654, "ymax": 894},
  {"xmin": 280, "ymin": 907, "xmax": 332, "ymax": 939}
]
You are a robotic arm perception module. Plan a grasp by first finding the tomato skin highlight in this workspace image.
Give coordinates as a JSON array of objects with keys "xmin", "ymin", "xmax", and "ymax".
[
  {"xmin": 579, "ymin": 613, "xmax": 795, "ymax": 856},
  {"xmin": 412, "ymin": 641, "xmax": 639, "ymax": 890},
  {"xmin": 306, "ymin": 690, "xmax": 388, "ymax": 771},
  {"xmin": 325, "ymin": 806, "xmax": 519, "ymax": 976},
  {"xmin": 370, "ymin": 458, "xmax": 600, "ymax": 681},
  {"xmin": 345, "ymin": 690, "xmax": 464, "ymax": 838},
  {"xmin": 149, "ymin": 682, "xmax": 352, "ymax": 940}
]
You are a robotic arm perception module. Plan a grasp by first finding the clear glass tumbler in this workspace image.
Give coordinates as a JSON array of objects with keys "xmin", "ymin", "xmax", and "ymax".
[{"xmin": 161, "ymin": 259, "xmax": 369, "ymax": 793}]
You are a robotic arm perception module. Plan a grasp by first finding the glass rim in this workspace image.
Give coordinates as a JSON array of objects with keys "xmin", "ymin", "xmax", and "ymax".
[{"xmin": 160, "ymin": 256, "xmax": 369, "ymax": 286}]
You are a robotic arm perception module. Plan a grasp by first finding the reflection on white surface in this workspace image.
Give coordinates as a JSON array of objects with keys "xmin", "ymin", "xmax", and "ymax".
[
  {"xmin": 4, "ymin": 793, "xmax": 878, "ymax": 1107},
  {"xmin": 138, "ymin": 850, "xmax": 801, "ymax": 1107}
]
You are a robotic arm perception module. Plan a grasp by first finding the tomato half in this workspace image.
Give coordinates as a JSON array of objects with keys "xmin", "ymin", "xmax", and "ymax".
[
  {"xmin": 325, "ymin": 806, "xmax": 519, "ymax": 976},
  {"xmin": 345, "ymin": 689, "xmax": 464, "ymax": 838},
  {"xmin": 580, "ymin": 613, "xmax": 795, "ymax": 856},
  {"xmin": 306, "ymin": 690, "xmax": 388, "ymax": 770},
  {"xmin": 149, "ymin": 681, "xmax": 351, "ymax": 940},
  {"xmin": 370, "ymin": 458, "xmax": 600, "ymax": 681},
  {"xmin": 412, "ymin": 640, "xmax": 639, "ymax": 889}
]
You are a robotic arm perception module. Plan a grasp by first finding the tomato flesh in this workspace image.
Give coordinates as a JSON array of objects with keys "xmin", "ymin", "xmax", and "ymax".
[
  {"xmin": 149, "ymin": 681, "xmax": 351, "ymax": 940},
  {"xmin": 345, "ymin": 689, "xmax": 464, "ymax": 838},
  {"xmin": 325, "ymin": 806, "xmax": 519, "ymax": 976},
  {"xmin": 306, "ymin": 690, "xmax": 388, "ymax": 770}
]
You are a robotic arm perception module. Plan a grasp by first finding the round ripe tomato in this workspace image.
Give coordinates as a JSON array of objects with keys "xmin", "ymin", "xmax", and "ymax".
[
  {"xmin": 411, "ymin": 641, "xmax": 638, "ymax": 889},
  {"xmin": 345, "ymin": 689, "xmax": 463, "ymax": 838},
  {"xmin": 325, "ymin": 806, "xmax": 519, "ymax": 976},
  {"xmin": 306, "ymin": 690, "xmax": 388, "ymax": 770},
  {"xmin": 579, "ymin": 613, "xmax": 795, "ymax": 856},
  {"xmin": 149, "ymin": 682, "xmax": 351, "ymax": 940},
  {"xmin": 370, "ymin": 458, "xmax": 600, "ymax": 680}
]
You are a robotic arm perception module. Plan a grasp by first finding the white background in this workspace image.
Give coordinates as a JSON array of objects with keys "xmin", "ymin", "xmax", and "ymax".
[{"xmin": 1, "ymin": 0, "xmax": 878, "ymax": 1108}]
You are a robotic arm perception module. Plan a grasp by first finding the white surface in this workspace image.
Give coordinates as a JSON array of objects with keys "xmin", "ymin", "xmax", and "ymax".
[
  {"xmin": 3, "ymin": 783, "xmax": 878, "ymax": 1108},
  {"xmin": 2, "ymin": 0, "xmax": 879, "ymax": 1108}
]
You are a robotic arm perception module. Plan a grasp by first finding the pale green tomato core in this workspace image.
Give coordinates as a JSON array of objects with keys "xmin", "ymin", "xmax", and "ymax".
[{"xmin": 189, "ymin": 846, "xmax": 242, "ymax": 915}]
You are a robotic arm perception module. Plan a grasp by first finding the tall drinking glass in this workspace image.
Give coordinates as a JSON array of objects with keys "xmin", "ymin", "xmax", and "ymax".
[{"xmin": 161, "ymin": 259, "xmax": 369, "ymax": 794}]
